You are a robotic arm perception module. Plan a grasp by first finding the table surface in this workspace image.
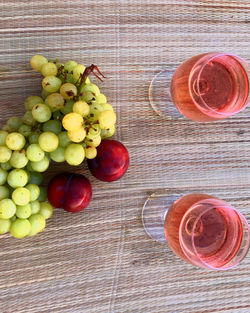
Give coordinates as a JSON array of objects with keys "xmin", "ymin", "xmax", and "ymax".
[{"xmin": 0, "ymin": 1, "xmax": 249, "ymax": 312}]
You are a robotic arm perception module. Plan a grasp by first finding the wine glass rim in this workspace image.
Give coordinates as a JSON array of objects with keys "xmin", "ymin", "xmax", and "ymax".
[
  {"xmin": 189, "ymin": 52, "xmax": 250, "ymax": 116},
  {"xmin": 179, "ymin": 199, "xmax": 250, "ymax": 271}
]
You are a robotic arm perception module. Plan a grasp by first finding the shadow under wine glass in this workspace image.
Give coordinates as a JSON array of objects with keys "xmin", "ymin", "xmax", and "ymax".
[
  {"xmin": 142, "ymin": 192, "xmax": 250, "ymax": 270},
  {"xmin": 149, "ymin": 52, "xmax": 250, "ymax": 121}
]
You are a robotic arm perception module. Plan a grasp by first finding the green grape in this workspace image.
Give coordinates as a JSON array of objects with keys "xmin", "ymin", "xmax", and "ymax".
[
  {"xmin": 32, "ymin": 103, "xmax": 52, "ymax": 123},
  {"xmin": 0, "ymin": 199, "xmax": 16, "ymax": 219},
  {"xmin": 41, "ymin": 89, "xmax": 52, "ymax": 100},
  {"xmin": 18, "ymin": 124, "xmax": 32, "ymax": 137},
  {"xmin": 64, "ymin": 60, "xmax": 78, "ymax": 72},
  {"xmin": 7, "ymin": 117, "xmax": 23, "ymax": 131},
  {"xmin": 85, "ymin": 146, "xmax": 97, "ymax": 159},
  {"xmin": 23, "ymin": 111, "xmax": 36, "ymax": 126},
  {"xmin": 0, "ymin": 186, "xmax": 10, "ymax": 201},
  {"xmin": 0, "ymin": 130, "xmax": 8, "ymax": 146},
  {"xmin": 73, "ymin": 100, "xmax": 90, "ymax": 116},
  {"xmin": 12, "ymin": 187, "xmax": 30, "ymax": 206},
  {"xmin": 26, "ymin": 161, "xmax": 34, "ymax": 172},
  {"xmin": 6, "ymin": 132, "xmax": 26, "ymax": 150},
  {"xmin": 42, "ymin": 120, "xmax": 62, "ymax": 134},
  {"xmin": 62, "ymin": 113, "xmax": 83, "ymax": 131},
  {"xmin": 53, "ymin": 110, "xmax": 64, "ymax": 121},
  {"xmin": 26, "ymin": 144, "xmax": 45, "ymax": 162},
  {"xmin": 101, "ymin": 125, "xmax": 115, "ymax": 138},
  {"xmin": 80, "ymin": 83, "xmax": 100, "ymax": 97},
  {"xmin": 64, "ymin": 143, "xmax": 85, "ymax": 165},
  {"xmin": 39, "ymin": 202, "xmax": 53, "ymax": 219},
  {"xmin": 30, "ymin": 156, "xmax": 50, "ymax": 172},
  {"xmin": 89, "ymin": 103, "xmax": 104, "ymax": 119},
  {"xmin": 60, "ymin": 100, "xmax": 74, "ymax": 114},
  {"xmin": 1, "ymin": 161, "xmax": 12, "ymax": 171},
  {"xmin": 41, "ymin": 62, "xmax": 58, "ymax": 77},
  {"xmin": 95, "ymin": 93, "xmax": 107, "ymax": 104},
  {"xmin": 30, "ymin": 55, "xmax": 48, "ymax": 72},
  {"xmin": 7, "ymin": 169, "xmax": 29, "ymax": 188},
  {"xmin": 50, "ymin": 146, "xmax": 65, "ymax": 162},
  {"xmin": 28, "ymin": 214, "xmax": 46, "ymax": 237},
  {"xmin": 67, "ymin": 127, "xmax": 86, "ymax": 143},
  {"xmin": 38, "ymin": 132, "xmax": 59, "ymax": 152},
  {"xmin": 98, "ymin": 110, "xmax": 116, "ymax": 129},
  {"xmin": 85, "ymin": 134, "xmax": 101, "ymax": 148},
  {"xmin": 28, "ymin": 130, "xmax": 41, "ymax": 144},
  {"xmin": 10, "ymin": 150, "xmax": 28, "ymax": 169},
  {"xmin": 60, "ymin": 83, "xmax": 77, "ymax": 100},
  {"xmin": 10, "ymin": 218, "xmax": 31, "ymax": 238},
  {"xmin": 42, "ymin": 75, "xmax": 62, "ymax": 93},
  {"xmin": 72, "ymin": 64, "xmax": 85, "ymax": 82},
  {"xmin": 0, "ymin": 218, "xmax": 11, "ymax": 234},
  {"xmin": 24, "ymin": 95, "xmax": 44, "ymax": 111},
  {"xmin": 0, "ymin": 146, "xmax": 12, "ymax": 163},
  {"xmin": 26, "ymin": 184, "xmax": 40, "ymax": 201},
  {"xmin": 2, "ymin": 124, "xmax": 13, "ymax": 132},
  {"xmin": 28, "ymin": 172, "xmax": 43, "ymax": 185},
  {"xmin": 16, "ymin": 203, "xmax": 32, "ymax": 219},
  {"xmin": 58, "ymin": 131, "xmax": 71, "ymax": 148},
  {"xmin": 0, "ymin": 168, "xmax": 8, "ymax": 185},
  {"xmin": 37, "ymin": 187, "xmax": 47, "ymax": 201},
  {"xmin": 89, "ymin": 124, "xmax": 101, "ymax": 136},
  {"xmin": 47, "ymin": 93, "xmax": 65, "ymax": 111},
  {"xmin": 102, "ymin": 103, "xmax": 114, "ymax": 112},
  {"xmin": 30, "ymin": 200, "xmax": 40, "ymax": 214}
]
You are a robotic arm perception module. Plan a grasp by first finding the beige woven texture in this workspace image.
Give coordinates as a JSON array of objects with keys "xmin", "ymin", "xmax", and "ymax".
[{"xmin": 0, "ymin": 0, "xmax": 249, "ymax": 312}]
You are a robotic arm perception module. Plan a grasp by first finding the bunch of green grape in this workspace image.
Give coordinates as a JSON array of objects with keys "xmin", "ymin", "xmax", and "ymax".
[{"xmin": 0, "ymin": 55, "xmax": 116, "ymax": 239}]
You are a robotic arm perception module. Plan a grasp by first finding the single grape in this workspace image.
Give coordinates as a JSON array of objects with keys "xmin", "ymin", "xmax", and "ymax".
[
  {"xmin": 26, "ymin": 184, "xmax": 40, "ymax": 201},
  {"xmin": 85, "ymin": 134, "xmax": 101, "ymax": 148},
  {"xmin": 72, "ymin": 64, "xmax": 85, "ymax": 82},
  {"xmin": 28, "ymin": 214, "xmax": 46, "ymax": 237},
  {"xmin": 62, "ymin": 113, "xmax": 83, "ymax": 131},
  {"xmin": 7, "ymin": 169, "xmax": 29, "ymax": 188},
  {"xmin": 64, "ymin": 143, "xmax": 85, "ymax": 165},
  {"xmin": 2, "ymin": 124, "xmax": 13, "ymax": 132},
  {"xmin": 101, "ymin": 125, "xmax": 115, "ymax": 138},
  {"xmin": 58, "ymin": 131, "xmax": 71, "ymax": 148},
  {"xmin": 16, "ymin": 203, "xmax": 32, "ymax": 219},
  {"xmin": 1, "ymin": 161, "xmax": 12, "ymax": 171},
  {"xmin": 23, "ymin": 111, "xmax": 36, "ymax": 126},
  {"xmin": 50, "ymin": 146, "xmax": 65, "ymax": 162},
  {"xmin": 7, "ymin": 117, "xmax": 23, "ymax": 131},
  {"xmin": 95, "ymin": 93, "xmax": 107, "ymax": 104},
  {"xmin": 30, "ymin": 200, "xmax": 40, "ymax": 214},
  {"xmin": 0, "ymin": 130, "xmax": 8, "ymax": 146},
  {"xmin": 18, "ymin": 124, "xmax": 32, "ymax": 137},
  {"xmin": 6, "ymin": 132, "xmax": 26, "ymax": 150},
  {"xmin": 53, "ymin": 110, "xmax": 64, "ymax": 121},
  {"xmin": 73, "ymin": 100, "xmax": 90, "ymax": 117},
  {"xmin": 41, "ymin": 62, "xmax": 58, "ymax": 77},
  {"xmin": 85, "ymin": 146, "xmax": 97, "ymax": 159},
  {"xmin": 60, "ymin": 100, "xmax": 74, "ymax": 115},
  {"xmin": 60, "ymin": 83, "xmax": 77, "ymax": 100},
  {"xmin": 101, "ymin": 103, "xmax": 114, "ymax": 112},
  {"xmin": 89, "ymin": 104, "xmax": 104, "ymax": 120},
  {"xmin": 47, "ymin": 93, "xmax": 65, "ymax": 111},
  {"xmin": 10, "ymin": 218, "xmax": 31, "ymax": 238},
  {"xmin": 37, "ymin": 187, "xmax": 47, "ymax": 202},
  {"xmin": 89, "ymin": 125, "xmax": 101, "ymax": 136},
  {"xmin": 80, "ymin": 83, "xmax": 100, "ymax": 97},
  {"xmin": 0, "ymin": 199, "xmax": 16, "ymax": 219},
  {"xmin": 0, "ymin": 186, "xmax": 10, "ymax": 201},
  {"xmin": 0, "ymin": 168, "xmax": 8, "ymax": 185},
  {"xmin": 42, "ymin": 120, "xmax": 62, "ymax": 134},
  {"xmin": 67, "ymin": 127, "xmax": 86, "ymax": 143},
  {"xmin": 12, "ymin": 187, "xmax": 31, "ymax": 206},
  {"xmin": 24, "ymin": 95, "xmax": 44, "ymax": 111},
  {"xmin": 28, "ymin": 130, "xmax": 41, "ymax": 144},
  {"xmin": 26, "ymin": 144, "xmax": 45, "ymax": 162},
  {"xmin": 10, "ymin": 150, "xmax": 28, "ymax": 169},
  {"xmin": 38, "ymin": 132, "xmax": 59, "ymax": 152},
  {"xmin": 42, "ymin": 76, "xmax": 62, "ymax": 93},
  {"xmin": 39, "ymin": 202, "xmax": 53, "ymax": 219},
  {"xmin": 32, "ymin": 103, "xmax": 52, "ymax": 123},
  {"xmin": 98, "ymin": 110, "xmax": 116, "ymax": 129},
  {"xmin": 64, "ymin": 60, "xmax": 78, "ymax": 72},
  {"xmin": 30, "ymin": 55, "xmax": 48, "ymax": 72},
  {"xmin": 28, "ymin": 172, "xmax": 43, "ymax": 185},
  {"xmin": 0, "ymin": 146, "xmax": 12, "ymax": 163},
  {"xmin": 0, "ymin": 218, "xmax": 11, "ymax": 234},
  {"xmin": 30, "ymin": 156, "xmax": 50, "ymax": 172}
]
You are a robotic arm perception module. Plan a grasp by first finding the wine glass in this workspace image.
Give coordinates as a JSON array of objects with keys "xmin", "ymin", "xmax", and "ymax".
[
  {"xmin": 142, "ymin": 192, "xmax": 250, "ymax": 270},
  {"xmin": 149, "ymin": 52, "xmax": 250, "ymax": 121}
]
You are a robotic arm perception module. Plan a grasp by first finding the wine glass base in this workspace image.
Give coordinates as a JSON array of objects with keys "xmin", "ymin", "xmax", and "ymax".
[
  {"xmin": 149, "ymin": 70, "xmax": 185, "ymax": 119},
  {"xmin": 142, "ymin": 192, "xmax": 181, "ymax": 243}
]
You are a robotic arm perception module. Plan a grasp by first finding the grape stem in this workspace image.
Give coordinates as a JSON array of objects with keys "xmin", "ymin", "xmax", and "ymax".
[{"xmin": 80, "ymin": 64, "xmax": 106, "ymax": 84}]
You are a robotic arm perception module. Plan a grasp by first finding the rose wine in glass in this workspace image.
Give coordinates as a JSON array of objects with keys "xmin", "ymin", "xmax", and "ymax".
[
  {"xmin": 142, "ymin": 193, "xmax": 249, "ymax": 270},
  {"xmin": 149, "ymin": 53, "xmax": 250, "ymax": 121}
]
